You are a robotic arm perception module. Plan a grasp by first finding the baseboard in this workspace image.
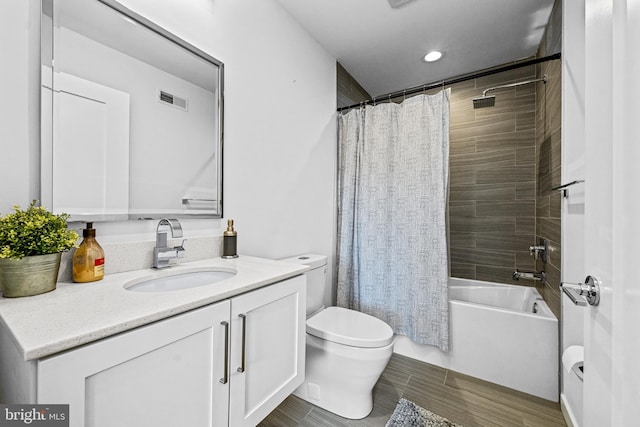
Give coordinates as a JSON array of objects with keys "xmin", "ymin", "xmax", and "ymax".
[{"xmin": 560, "ymin": 393, "xmax": 578, "ymax": 427}]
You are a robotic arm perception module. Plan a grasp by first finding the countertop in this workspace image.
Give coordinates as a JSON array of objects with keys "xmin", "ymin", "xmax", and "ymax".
[{"xmin": 0, "ymin": 255, "xmax": 308, "ymax": 361}]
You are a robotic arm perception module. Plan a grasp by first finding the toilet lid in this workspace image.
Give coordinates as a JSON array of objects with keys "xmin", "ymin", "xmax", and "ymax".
[{"xmin": 306, "ymin": 307, "xmax": 394, "ymax": 348}]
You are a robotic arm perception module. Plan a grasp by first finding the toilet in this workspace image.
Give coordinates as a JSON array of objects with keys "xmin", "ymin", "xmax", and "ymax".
[{"xmin": 281, "ymin": 254, "xmax": 394, "ymax": 420}]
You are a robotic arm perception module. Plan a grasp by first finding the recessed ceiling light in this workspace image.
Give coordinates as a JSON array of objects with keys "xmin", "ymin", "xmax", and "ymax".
[{"xmin": 424, "ymin": 51, "xmax": 443, "ymax": 62}]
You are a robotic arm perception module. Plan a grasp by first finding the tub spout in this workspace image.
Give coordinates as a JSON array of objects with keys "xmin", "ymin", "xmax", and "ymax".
[{"xmin": 512, "ymin": 270, "xmax": 546, "ymax": 282}]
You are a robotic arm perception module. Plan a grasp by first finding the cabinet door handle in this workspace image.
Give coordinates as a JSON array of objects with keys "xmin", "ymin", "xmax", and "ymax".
[
  {"xmin": 237, "ymin": 314, "xmax": 246, "ymax": 373},
  {"xmin": 219, "ymin": 321, "xmax": 229, "ymax": 384}
]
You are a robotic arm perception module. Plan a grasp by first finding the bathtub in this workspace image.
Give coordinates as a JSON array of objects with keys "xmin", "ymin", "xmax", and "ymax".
[{"xmin": 393, "ymin": 277, "xmax": 558, "ymax": 401}]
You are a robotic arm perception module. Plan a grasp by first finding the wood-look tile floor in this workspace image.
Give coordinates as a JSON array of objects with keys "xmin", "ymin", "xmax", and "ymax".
[{"xmin": 259, "ymin": 353, "xmax": 567, "ymax": 427}]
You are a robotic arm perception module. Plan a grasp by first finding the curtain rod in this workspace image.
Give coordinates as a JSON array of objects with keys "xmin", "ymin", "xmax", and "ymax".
[{"xmin": 337, "ymin": 52, "xmax": 561, "ymax": 112}]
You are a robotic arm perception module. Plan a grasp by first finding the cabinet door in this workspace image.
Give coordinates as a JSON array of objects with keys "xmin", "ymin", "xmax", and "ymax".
[
  {"xmin": 229, "ymin": 276, "xmax": 306, "ymax": 427},
  {"xmin": 37, "ymin": 301, "xmax": 231, "ymax": 427}
]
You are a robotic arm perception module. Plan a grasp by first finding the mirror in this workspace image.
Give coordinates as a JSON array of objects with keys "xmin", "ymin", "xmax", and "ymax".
[{"xmin": 41, "ymin": 0, "xmax": 223, "ymax": 221}]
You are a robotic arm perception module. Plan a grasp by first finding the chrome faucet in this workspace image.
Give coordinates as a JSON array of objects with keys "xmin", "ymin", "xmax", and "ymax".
[
  {"xmin": 512, "ymin": 270, "xmax": 546, "ymax": 282},
  {"xmin": 153, "ymin": 218, "xmax": 186, "ymax": 269}
]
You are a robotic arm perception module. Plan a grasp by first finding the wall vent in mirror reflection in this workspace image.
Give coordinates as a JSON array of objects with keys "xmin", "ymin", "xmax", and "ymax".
[{"xmin": 159, "ymin": 90, "xmax": 189, "ymax": 111}]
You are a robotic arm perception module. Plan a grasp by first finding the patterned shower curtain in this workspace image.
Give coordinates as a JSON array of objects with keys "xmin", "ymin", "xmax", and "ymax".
[{"xmin": 336, "ymin": 90, "xmax": 450, "ymax": 351}]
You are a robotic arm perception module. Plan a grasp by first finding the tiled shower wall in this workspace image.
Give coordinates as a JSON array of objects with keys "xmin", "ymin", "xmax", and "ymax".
[
  {"xmin": 448, "ymin": 0, "xmax": 562, "ymax": 316},
  {"xmin": 337, "ymin": 63, "xmax": 371, "ymax": 109},
  {"xmin": 447, "ymin": 66, "xmax": 538, "ymax": 285},
  {"xmin": 535, "ymin": 0, "xmax": 562, "ymax": 318}
]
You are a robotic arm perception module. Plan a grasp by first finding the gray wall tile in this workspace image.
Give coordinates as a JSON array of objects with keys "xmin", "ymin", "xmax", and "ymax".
[
  {"xmin": 449, "ymin": 66, "xmax": 538, "ymax": 286},
  {"xmin": 535, "ymin": 5, "xmax": 562, "ymax": 317}
]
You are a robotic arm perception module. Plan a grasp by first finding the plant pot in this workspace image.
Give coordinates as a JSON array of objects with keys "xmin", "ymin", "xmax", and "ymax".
[{"xmin": 0, "ymin": 252, "xmax": 62, "ymax": 298}]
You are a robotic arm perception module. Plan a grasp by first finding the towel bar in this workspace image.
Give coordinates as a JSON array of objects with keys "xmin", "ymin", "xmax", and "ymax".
[{"xmin": 551, "ymin": 180, "xmax": 584, "ymax": 198}]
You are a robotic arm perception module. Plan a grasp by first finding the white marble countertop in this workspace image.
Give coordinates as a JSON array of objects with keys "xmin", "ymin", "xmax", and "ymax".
[{"xmin": 0, "ymin": 255, "xmax": 308, "ymax": 361}]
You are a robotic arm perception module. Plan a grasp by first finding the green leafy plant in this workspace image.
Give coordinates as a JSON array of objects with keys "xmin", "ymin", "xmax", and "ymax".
[{"xmin": 0, "ymin": 201, "xmax": 78, "ymax": 259}]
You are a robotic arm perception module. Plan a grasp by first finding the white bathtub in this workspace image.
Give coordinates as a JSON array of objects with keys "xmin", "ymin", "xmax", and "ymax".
[{"xmin": 394, "ymin": 277, "xmax": 559, "ymax": 401}]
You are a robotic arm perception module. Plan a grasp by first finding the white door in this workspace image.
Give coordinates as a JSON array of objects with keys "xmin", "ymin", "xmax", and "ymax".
[
  {"xmin": 47, "ymin": 72, "xmax": 130, "ymax": 217},
  {"xmin": 228, "ymin": 276, "xmax": 306, "ymax": 427},
  {"xmin": 37, "ymin": 301, "xmax": 231, "ymax": 427},
  {"xmin": 582, "ymin": 1, "xmax": 640, "ymax": 425}
]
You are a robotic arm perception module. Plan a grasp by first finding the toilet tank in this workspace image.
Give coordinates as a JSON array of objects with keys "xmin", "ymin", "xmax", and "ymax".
[{"xmin": 280, "ymin": 254, "xmax": 327, "ymax": 316}]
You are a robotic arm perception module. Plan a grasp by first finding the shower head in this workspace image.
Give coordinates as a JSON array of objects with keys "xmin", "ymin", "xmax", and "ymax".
[
  {"xmin": 473, "ymin": 95, "xmax": 496, "ymax": 109},
  {"xmin": 472, "ymin": 75, "xmax": 548, "ymax": 109}
]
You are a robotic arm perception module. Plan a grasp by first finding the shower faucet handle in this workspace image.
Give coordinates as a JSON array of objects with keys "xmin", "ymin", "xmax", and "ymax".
[
  {"xmin": 561, "ymin": 275, "xmax": 601, "ymax": 306},
  {"xmin": 528, "ymin": 239, "xmax": 549, "ymax": 262},
  {"xmin": 529, "ymin": 244, "xmax": 544, "ymax": 254}
]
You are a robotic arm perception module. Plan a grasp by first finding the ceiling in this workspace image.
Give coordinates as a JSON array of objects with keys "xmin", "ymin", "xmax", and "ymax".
[
  {"xmin": 275, "ymin": 0, "xmax": 555, "ymax": 98},
  {"xmin": 53, "ymin": 0, "xmax": 220, "ymax": 91}
]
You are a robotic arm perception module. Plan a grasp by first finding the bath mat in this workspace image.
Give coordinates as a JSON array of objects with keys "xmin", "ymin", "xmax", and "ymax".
[{"xmin": 385, "ymin": 398, "xmax": 463, "ymax": 427}]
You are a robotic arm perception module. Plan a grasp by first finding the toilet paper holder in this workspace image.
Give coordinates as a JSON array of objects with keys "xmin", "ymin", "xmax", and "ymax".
[
  {"xmin": 561, "ymin": 275, "xmax": 601, "ymax": 306},
  {"xmin": 562, "ymin": 345, "xmax": 585, "ymax": 382},
  {"xmin": 573, "ymin": 362, "xmax": 584, "ymax": 381}
]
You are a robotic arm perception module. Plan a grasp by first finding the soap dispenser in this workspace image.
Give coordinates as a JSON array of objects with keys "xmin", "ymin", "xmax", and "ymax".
[
  {"xmin": 222, "ymin": 219, "xmax": 238, "ymax": 259},
  {"xmin": 73, "ymin": 222, "xmax": 105, "ymax": 282}
]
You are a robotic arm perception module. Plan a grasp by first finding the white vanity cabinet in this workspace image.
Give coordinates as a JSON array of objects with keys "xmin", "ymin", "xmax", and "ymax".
[
  {"xmin": 38, "ymin": 300, "xmax": 231, "ymax": 427},
  {"xmin": 33, "ymin": 275, "xmax": 305, "ymax": 427},
  {"xmin": 228, "ymin": 276, "xmax": 305, "ymax": 427}
]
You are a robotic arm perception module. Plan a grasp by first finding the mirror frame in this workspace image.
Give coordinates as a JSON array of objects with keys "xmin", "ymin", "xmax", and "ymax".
[{"xmin": 41, "ymin": 0, "xmax": 224, "ymax": 221}]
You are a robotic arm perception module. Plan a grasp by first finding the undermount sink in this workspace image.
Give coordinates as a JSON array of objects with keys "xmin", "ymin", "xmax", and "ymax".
[{"xmin": 124, "ymin": 269, "xmax": 236, "ymax": 293}]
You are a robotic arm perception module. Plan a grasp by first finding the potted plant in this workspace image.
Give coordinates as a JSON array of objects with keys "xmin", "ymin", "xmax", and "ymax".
[{"xmin": 0, "ymin": 201, "xmax": 78, "ymax": 297}]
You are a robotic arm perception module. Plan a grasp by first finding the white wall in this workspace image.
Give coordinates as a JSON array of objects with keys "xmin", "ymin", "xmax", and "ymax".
[
  {"xmin": 117, "ymin": 0, "xmax": 337, "ymax": 283},
  {"xmin": 1, "ymin": 0, "xmax": 337, "ymax": 302},
  {"xmin": 561, "ymin": 0, "xmax": 586, "ymax": 309},
  {"xmin": 0, "ymin": 0, "xmax": 41, "ymax": 213},
  {"xmin": 561, "ymin": 2, "xmax": 586, "ymax": 425}
]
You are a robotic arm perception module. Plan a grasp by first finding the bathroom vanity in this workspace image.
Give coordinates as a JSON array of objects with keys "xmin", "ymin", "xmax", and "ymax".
[{"xmin": 0, "ymin": 256, "xmax": 307, "ymax": 427}]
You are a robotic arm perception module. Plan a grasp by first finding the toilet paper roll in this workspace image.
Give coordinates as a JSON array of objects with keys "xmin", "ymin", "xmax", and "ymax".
[{"xmin": 562, "ymin": 345, "xmax": 584, "ymax": 375}]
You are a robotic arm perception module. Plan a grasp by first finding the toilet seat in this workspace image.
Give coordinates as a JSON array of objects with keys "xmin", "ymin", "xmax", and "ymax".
[{"xmin": 307, "ymin": 306, "xmax": 394, "ymax": 348}]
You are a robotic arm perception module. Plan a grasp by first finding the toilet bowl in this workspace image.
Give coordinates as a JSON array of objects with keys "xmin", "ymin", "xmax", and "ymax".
[{"xmin": 280, "ymin": 254, "xmax": 394, "ymax": 420}]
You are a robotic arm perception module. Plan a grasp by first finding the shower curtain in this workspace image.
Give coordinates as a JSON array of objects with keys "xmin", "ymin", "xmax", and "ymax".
[{"xmin": 336, "ymin": 90, "xmax": 450, "ymax": 351}]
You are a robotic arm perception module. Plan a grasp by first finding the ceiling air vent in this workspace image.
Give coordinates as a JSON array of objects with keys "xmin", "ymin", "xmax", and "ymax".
[
  {"xmin": 158, "ymin": 90, "xmax": 188, "ymax": 111},
  {"xmin": 387, "ymin": 0, "xmax": 415, "ymax": 8}
]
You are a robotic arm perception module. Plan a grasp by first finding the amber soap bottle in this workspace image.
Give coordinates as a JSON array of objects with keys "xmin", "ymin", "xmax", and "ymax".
[{"xmin": 73, "ymin": 222, "xmax": 105, "ymax": 282}]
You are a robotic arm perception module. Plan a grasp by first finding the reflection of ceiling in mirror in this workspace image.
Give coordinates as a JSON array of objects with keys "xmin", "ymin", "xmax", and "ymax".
[{"xmin": 55, "ymin": 0, "xmax": 219, "ymax": 92}]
